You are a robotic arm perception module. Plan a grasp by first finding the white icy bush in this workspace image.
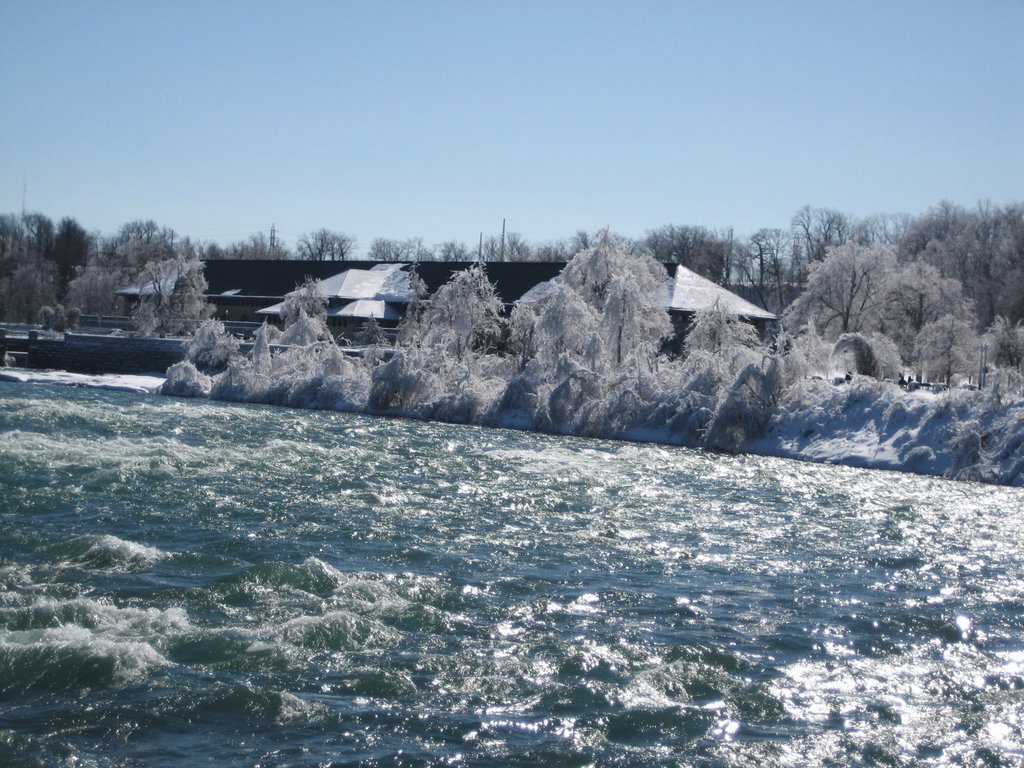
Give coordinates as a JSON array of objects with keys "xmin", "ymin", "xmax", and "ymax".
[
  {"xmin": 282, "ymin": 279, "xmax": 328, "ymax": 327},
  {"xmin": 187, "ymin": 319, "xmax": 241, "ymax": 372},
  {"xmin": 280, "ymin": 309, "xmax": 332, "ymax": 346},
  {"xmin": 160, "ymin": 361, "xmax": 213, "ymax": 398},
  {"xmin": 705, "ymin": 359, "xmax": 783, "ymax": 452}
]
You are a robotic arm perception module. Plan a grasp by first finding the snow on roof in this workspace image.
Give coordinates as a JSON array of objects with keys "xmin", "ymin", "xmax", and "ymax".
[
  {"xmin": 115, "ymin": 265, "xmax": 179, "ymax": 298},
  {"xmin": 666, "ymin": 265, "xmax": 776, "ymax": 319},
  {"xmin": 256, "ymin": 265, "xmax": 413, "ymax": 317},
  {"xmin": 327, "ymin": 300, "xmax": 401, "ymax": 320},
  {"xmin": 516, "ymin": 264, "xmax": 776, "ymax": 320},
  {"xmin": 255, "ymin": 302, "xmax": 285, "ymax": 316},
  {"xmin": 312, "ymin": 264, "xmax": 412, "ymax": 302},
  {"xmin": 516, "ymin": 279, "xmax": 562, "ymax": 305}
]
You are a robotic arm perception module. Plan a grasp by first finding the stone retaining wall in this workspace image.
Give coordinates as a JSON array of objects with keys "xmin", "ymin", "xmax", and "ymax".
[{"xmin": 26, "ymin": 333, "xmax": 187, "ymax": 375}]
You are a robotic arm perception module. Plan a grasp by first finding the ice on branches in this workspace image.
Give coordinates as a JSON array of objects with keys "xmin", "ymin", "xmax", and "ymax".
[{"xmin": 159, "ymin": 233, "xmax": 1024, "ymax": 486}]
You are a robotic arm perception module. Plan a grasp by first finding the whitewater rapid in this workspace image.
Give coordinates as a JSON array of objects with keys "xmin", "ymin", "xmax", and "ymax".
[{"xmin": 2, "ymin": 381, "xmax": 1022, "ymax": 766}]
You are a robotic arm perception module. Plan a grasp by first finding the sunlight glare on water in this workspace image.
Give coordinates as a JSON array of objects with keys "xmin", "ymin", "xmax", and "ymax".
[{"xmin": 0, "ymin": 383, "xmax": 1022, "ymax": 766}]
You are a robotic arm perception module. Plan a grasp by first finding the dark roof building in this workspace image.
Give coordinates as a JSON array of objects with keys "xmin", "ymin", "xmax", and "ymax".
[
  {"xmin": 202, "ymin": 259, "xmax": 566, "ymax": 307},
  {"xmin": 165, "ymin": 259, "xmax": 777, "ymax": 342}
]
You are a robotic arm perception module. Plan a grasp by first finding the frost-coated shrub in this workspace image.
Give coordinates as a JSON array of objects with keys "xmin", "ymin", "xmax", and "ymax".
[
  {"xmin": 705, "ymin": 362, "xmax": 778, "ymax": 452},
  {"xmin": 281, "ymin": 278, "xmax": 328, "ymax": 327},
  {"xmin": 160, "ymin": 361, "xmax": 213, "ymax": 398},
  {"xmin": 280, "ymin": 310, "xmax": 331, "ymax": 346},
  {"xmin": 250, "ymin": 323, "xmax": 274, "ymax": 374},
  {"xmin": 187, "ymin": 319, "xmax": 240, "ymax": 372}
]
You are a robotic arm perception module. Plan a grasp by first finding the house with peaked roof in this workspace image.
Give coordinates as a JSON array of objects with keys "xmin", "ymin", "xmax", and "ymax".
[
  {"xmin": 254, "ymin": 264, "xmax": 412, "ymax": 327},
  {"xmin": 199, "ymin": 260, "xmax": 567, "ymax": 333},
  {"xmin": 136, "ymin": 259, "xmax": 776, "ymax": 346}
]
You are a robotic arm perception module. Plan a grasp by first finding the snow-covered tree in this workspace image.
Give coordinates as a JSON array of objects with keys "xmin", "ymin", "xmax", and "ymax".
[
  {"xmin": 134, "ymin": 247, "xmax": 212, "ymax": 335},
  {"xmin": 783, "ymin": 243, "xmax": 895, "ymax": 340},
  {"xmin": 555, "ymin": 232, "xmax": 670, "ymax": 369},
  {"xmin": 532, "ymin": 283, "xmax": 602, "ymax": 368},
  {"xmin": 684, "ymin": 301, "xmax": 760, "ymax": 358},
  {"xmin": 864, "ymin": 333, "xmax": 903, "ymax": 380},
  {"xmin": 914, "ymin": 313, "xmax": 980, "ymax": 384},
  {"xmin": 280, "ymin": 309, "xmax": 332, "ymax": 345},
  {"xmin": 402, "ymin": 263, "xmax": 504, "ymax": 360},
  {"xmin": 831, "ymin": 333, "xmax": 880, "ymax": 378},
  {"xmin": 601, "ymin": 265, "xmax": 672, "ymax": 367},
  {"xmin": 5, "ymin": 255, "xmax": 58, "ymax": 323},
  {"xmin": 784, "ymin": 322, "xmax": 833, "ymax": 380},
  {"xmin": 705, "ymin": 360, "xmax": 782, "ymax": 452},
  {"xmin": 281, "ymin": 278, "xmax": 328, "ymax": 328},
  {"xmin": 987, "ymin": 316, "xmax": 1024, "ymax": 371},
  {"xmin": 879, "ymin": 260, "xmax": 971, "ymax": 362},
  {"xmin": 38, "ymin": 303, "xmax": 80, "ymax": 332}
]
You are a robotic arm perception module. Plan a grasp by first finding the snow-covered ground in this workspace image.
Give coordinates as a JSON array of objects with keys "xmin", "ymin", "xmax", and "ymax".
[
  {"xmin": 747, "ymin": 378, "xmax": 1024, "ymax": 485},
  {"xmin": 0, "ymin": 368, "xmax": 165, "ymax": 394}
]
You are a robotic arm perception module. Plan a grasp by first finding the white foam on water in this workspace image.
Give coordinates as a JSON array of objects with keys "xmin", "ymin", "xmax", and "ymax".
[
  {"xmin": 85, "ymin": 534, "xmax": 171, "ymax": 567},
  {"xmin": 0, "ymin": 620, "xmax": 173, "ymax": 682}
]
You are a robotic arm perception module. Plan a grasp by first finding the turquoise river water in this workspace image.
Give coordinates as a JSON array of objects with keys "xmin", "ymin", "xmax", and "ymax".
[{"xmin": 1, "ymin": 382, "xmax": 1023, "ymax": 766}]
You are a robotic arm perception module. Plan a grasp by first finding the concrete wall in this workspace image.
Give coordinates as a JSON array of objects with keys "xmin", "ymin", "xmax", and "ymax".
[{"xmin": 26, "ymin": 333, "xmax": 187, "ymax": 375}]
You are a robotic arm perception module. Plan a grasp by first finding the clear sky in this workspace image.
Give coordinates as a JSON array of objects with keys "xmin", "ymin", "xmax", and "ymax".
[{"xmin": 2, "ymin": 0, "xmax": 1021, "ymax": 254}]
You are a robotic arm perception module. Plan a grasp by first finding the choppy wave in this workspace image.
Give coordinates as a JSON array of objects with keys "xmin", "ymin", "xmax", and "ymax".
[{"xmin": 1, "ymin": 384, "xmax": 1023, "ymax": 766}]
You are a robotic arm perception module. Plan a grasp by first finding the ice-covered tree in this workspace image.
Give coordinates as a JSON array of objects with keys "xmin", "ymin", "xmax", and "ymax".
[
  {"xmin": 67, "ymin": 227, "xmax": 171, "ymax": 316},
  {"xmin": 705, "ymin": 360, "xmax": 783, "ymax": 452},
  {"xmin": 783, "ymin": 243, "xmax": 895, "ymax": 339},
  {"xmin": 5, "ymin": 255, "xmax": 58, "ymax": 323},
  {"xmin": 134, "ymin": 247, "xmax": 212, "ymax": 335},
  {"xmin": 556, "ymin": 232, "xmax": 670, "ymax": 368},
  {"xmin": 683, "ymin": 301, "xmax": 760, "ymax": 358},
  {"xmin": 281, "ymin": 278, "xmax": 327, "ymax": 328},
  {"xmin": 987, "ymin": 316, "xmax": 1024, "ymax": 371},
  {"xmin": 831, "ymin": 333, "xmax": 880, "ymax": 378},
  {"xmin": 782, "ymin": 322, "xmax": 833, "ymax": 381},
  {"xmin": 403, "ymin": 263, "xmax": 504, "ymax": 360},
  {"xmin": 37, "ymin": 303, "xmax": 80, "ymax": 332},
  {"xmin": 280, "ymin": 309, "xmax": 332, "ymax": 346},
  {"xmin": 531, "ymin": 283, "xmax": 602, "ymax": 368},
  {"xmin": 914, "ymin": 314, "xmax": 979, "ymax": 384},
  {"xmin": 880, "ymin": 260, "xmax": 971, "ymax": 362}
]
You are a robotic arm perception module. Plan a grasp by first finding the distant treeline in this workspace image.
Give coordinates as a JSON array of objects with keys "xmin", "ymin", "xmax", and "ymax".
[{"xmin": 1, "ymin": 201, "xmax": 1022, "ymax": 332}]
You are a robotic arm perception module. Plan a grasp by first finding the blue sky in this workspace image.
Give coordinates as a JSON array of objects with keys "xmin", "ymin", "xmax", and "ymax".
[{"xmin": 2, "ymin": 0, "xmax": 1021, "ymax": 254}]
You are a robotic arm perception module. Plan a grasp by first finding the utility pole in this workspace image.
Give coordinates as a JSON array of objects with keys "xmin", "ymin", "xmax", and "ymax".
[
  {"xmin": 979, "ymin": 342, "xmax": 989, "ymax": 389},
  {"xmin": 270, "ymin": 223, "xmax": 277, "ymax": 256},
  {"xmin": 478, "ymin": 232, "xmax": 483, "ymax": 262},
  {"xmin": 500, "ymin": 218, "xmax": 506, "ymax": 262}
]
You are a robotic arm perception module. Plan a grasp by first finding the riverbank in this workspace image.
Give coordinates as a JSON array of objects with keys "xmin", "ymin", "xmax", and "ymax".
[
  {"xmin": 747, "ymin": 378, "xmax": 1024, "ymax": 486},
  {"xmin": 4, "ymin": 366, "xmax": 1022, "ymax": 487}
]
